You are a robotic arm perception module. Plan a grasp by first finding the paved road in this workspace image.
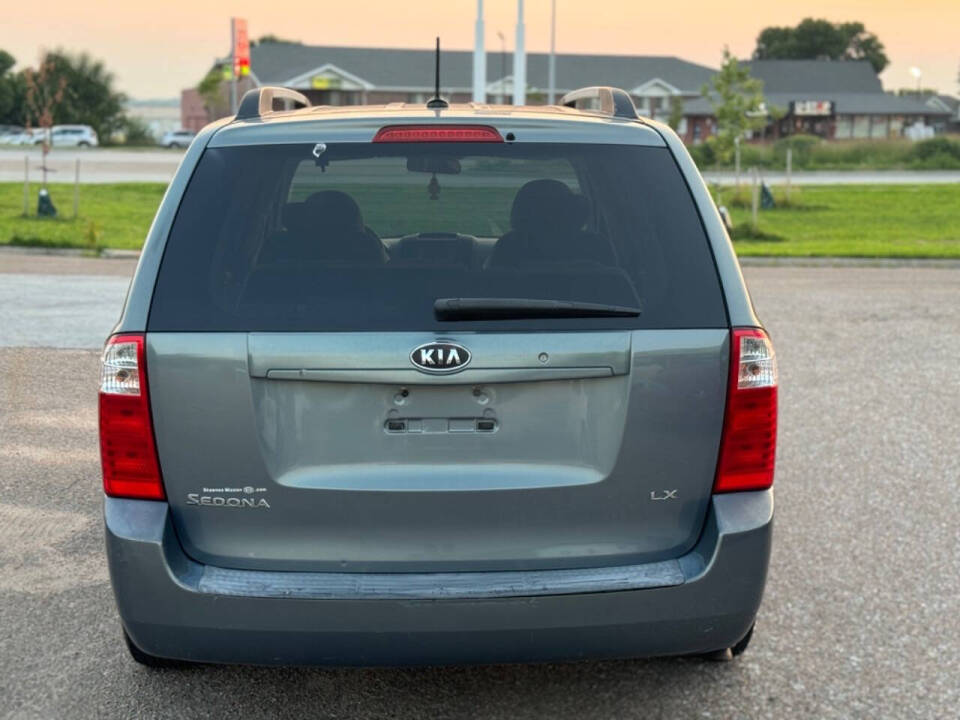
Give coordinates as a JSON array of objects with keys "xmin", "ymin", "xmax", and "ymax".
[
  {"xmin": 0, "ymin": 148, "xmax": 183, "ymax": 184},
  {"xmin": 702, "ymin": 169, "xmax": 960, "ymax": 186},
  {"xmin": 3, "ymin": 147, "xmax": 959, "ymax": 185},
  {"xmin": 1, "ymin": 259, "xmax": 957, "ymax": 719}
]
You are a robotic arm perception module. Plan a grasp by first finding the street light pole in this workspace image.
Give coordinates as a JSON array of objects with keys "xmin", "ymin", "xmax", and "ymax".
[
  {"xmin": 548, "ymin": 0, "xmax": 556, "ymax": 104},
  {"xmin": 513, "ymin": 0, "xmax": 526, "ymax": 105},
  {"xmin": 473, "ymin": 0, "xmax": 486, "ymax": 103},
  {"xmin": 497, "ymin": 31, "xmax": 506, "ymax": 104}
]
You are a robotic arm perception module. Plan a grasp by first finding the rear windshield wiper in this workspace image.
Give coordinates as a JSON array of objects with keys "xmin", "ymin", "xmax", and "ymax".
[{"xmin": 434, "ymin": 297, "xmax": 642, "ymax": 321}]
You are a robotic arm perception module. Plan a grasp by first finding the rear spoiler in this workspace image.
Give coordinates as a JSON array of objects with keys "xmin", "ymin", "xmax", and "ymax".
[
  {"xmin": 559, "ymin": 87, "xmax": 639, "ymax": 120},
  {"xmin": 236, "ymin": 86, "xmax": 311, "ymax": 120}
]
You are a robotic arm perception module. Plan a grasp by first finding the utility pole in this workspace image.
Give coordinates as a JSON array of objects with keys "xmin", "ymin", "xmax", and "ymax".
[
  {"xmin": 548, "ymin": 0, "xmax": 556, "ymax": 104},
  {"xmin": 473, "ymin": 1, "xmax": 486, "ymax": 103},
  {"xmin": 513, "ymin": 0, "xmax": 526, "ymax": 105}
]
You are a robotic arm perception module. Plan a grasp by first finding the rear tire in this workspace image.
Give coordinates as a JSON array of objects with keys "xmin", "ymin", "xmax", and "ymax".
[
  {"xmin": 123, "ymin": 630, "xmax": 191, "ymax": 669},
  {"xmin": 731, "ymin": 623, "xmax": 754, "ymax": 656},
  {"xmin": 78, "ymin": 141, "xmax": 91, "ymax": 148},
  {"xmin": 699, "ymin": 622, "xmax": 755, "ymax": 662}
]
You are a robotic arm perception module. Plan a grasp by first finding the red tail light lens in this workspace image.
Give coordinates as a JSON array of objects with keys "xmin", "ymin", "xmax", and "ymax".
[
  {"xmin": 714, "ymin": 328, "xmax": 778, "ymax": 493},
  {"xmin": 98, "ymin": 333, "xmax": 164, "ymax": 500},
  {"xmin": 373, "ymin": 125, "xmax": 503, "ymax": 143}
]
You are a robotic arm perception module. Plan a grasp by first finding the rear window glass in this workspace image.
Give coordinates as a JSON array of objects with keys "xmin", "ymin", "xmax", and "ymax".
[{"xmin": 148, "ymin": 142, "xmax": 726, "ymax": 332}]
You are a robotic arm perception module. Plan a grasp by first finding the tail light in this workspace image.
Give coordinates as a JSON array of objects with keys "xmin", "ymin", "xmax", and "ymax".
[
  {"xmin": 98, "ymin": 333, "xmax": 164, "ymax": 500},
  {"xmin": 714, "ymin": 328, "xmax": 778, "ymax": 493},
  {"xmin": 373, "ymin": 125, "xmax": 503, "ymax": 142}
]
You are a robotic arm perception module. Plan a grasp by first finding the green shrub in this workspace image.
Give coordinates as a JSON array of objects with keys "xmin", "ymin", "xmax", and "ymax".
[
  {"xmin": 739, "ymin": 143, "xmax": 774, "ymax": 168},
  {"xmin": 908, "ymin": 137, "xmax": 960, "ymax": 163},
  {"xmin": 115, "ymin": 117, "xmax": 156, "ymax": 146},
  {"xmin": 908, "ymin": 152, "xmax": 960, "ymax": 170},
  {"xmin": 685, "ymin": 136, "xmax": 960, "ymax": 169},
  {"xmin": 689, "ymin": 139, "xmax": 717, "ymax": 168},
  {"xmin": 805, "ymin": 139, "xmax": 912, "ymax": 168},
  {"xmin": 773, "ymin": 134, "xmax": 821, "ymax": 167}
]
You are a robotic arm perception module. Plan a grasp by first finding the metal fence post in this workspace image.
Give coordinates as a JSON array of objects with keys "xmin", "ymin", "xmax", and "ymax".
[
  {"xmin": 73, "ymin": 158, "xmax": 80, "ymax": 219},
  {"xmin": 735, "ymin": 138, "xmax": 741, "ymax": 189},
  {"xmin": 23, "ymin": 155, "xmax": 29, "ymax": 216},
  {"xmin": 785, "ymin": 147, "xmax": 792, "ymax": 203}
]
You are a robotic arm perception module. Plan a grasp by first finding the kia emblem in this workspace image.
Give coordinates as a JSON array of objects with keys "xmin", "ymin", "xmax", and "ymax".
[{"xmin": 410, "ymin": 341, "xmax": 471, "ymax": 374}]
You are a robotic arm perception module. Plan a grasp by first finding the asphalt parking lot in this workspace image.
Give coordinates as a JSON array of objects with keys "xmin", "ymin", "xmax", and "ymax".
[{"xmin": 0, "ymin": 256, "xmax": 957, "ymax": 719}]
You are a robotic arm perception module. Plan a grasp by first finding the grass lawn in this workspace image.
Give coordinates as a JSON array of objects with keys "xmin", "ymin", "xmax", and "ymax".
[
  {"xmin": 0, "ymin": 182, "xmax": 166, "ymax": 250},
  {"xmin": 721, "ymin": 184, "xmax": 960, "ymax": 257},
  {"xmin": 1, "ymin": 181, "xmax": 958, "ymax": 258}
]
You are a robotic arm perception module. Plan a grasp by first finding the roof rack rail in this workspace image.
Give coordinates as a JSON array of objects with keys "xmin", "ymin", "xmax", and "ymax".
[
  {"xmin": 559, "ymin": 87, "xmax": 638, "ymax": 120},
  {"xmin": 236, "ymin": 86, "xmax": 311, "ymax": 120}
]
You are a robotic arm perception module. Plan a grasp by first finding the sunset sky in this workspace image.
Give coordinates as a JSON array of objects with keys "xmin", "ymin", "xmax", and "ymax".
[{"xmin": 3, "ymin": 0, "xmax": 958, "ymax": 99}]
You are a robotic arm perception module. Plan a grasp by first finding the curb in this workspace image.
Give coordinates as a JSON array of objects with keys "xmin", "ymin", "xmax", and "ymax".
[
  {"xmin": 0, "ymin": 245, "xmax": 139, "ymax": 259},
  {"xmin": 100, "ymin": 248, "xmax": 141, "ymax": 259}
]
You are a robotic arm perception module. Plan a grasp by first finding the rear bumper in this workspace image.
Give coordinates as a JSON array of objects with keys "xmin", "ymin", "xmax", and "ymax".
[{"xmin": 105, "ymin": 490, "xmax": 773, "ymax": 666}]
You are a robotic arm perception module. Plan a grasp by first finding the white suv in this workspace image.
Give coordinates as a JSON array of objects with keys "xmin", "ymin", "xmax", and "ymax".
[
  {"xmin": 41, "ymin": 125, "xmax": 99, "ymax": 147},
  {"xmin": 160, "ymin": 129, "xmax": 195, "ymax": 148}
]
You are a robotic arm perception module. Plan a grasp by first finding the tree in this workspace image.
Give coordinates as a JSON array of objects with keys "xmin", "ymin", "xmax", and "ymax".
[
  {"xmin": 252, "ymin": 35, "xmax": 300, "ymax": 46},
  {"xmin": 702, "ymin": 49, "xmax": 770, "ymax": 163},
  {"xmin": 38, "ymin": 50, "xmax": 127, "ymax": 139},
  {"xmin": 753, "ymin": 18, "xmax": 889, "ymax": 74},
  {"xmin": 119, "ymin": 116, "xmax": 155, "ymax": 146},
  {"xmin": 0, "ymin": 50, "xmax": 26, "ymax": 125},
  {"xmin": 23, "ymin": 57, "xmax": 66, "ymax": 193},
  {"xmin": 197, "ymin": 66, "xmax": 230, "ymax": 119},
  {"xmin": 667, "ymin": 96, "xmax": 685, "ymax": 132},
  {"xmin": 2, "ymin": 49, "xmax": 128, "ymax": 139}
]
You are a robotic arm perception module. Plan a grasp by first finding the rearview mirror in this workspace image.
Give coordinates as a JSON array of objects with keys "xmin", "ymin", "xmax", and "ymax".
[{"xmin": 406, "ymin": 156, "xmax": 461, "ymax": 175}]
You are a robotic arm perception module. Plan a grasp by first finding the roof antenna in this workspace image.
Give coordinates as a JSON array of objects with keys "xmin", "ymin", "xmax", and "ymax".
[{"xmin": 426, "ymin": 37, "xmax": 449, "ymax": 109}]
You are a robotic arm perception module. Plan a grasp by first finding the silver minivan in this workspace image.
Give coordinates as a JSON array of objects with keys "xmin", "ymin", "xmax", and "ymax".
[{"xmin": 101, "ymin": 86, "xmax": 777, "ymax": 667}]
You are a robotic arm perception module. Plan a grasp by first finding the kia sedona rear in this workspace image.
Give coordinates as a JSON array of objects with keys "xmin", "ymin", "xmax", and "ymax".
[{"xmin": 102, "ymin": 87, "xmax": 776, "ymax": 668}]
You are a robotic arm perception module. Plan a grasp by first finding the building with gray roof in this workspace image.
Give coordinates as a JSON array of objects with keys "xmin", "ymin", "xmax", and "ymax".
[
  {"xmin": 181, "ymin": 42, "xmax": 714, "ymax": 131},
  {"xmin": 181, "ymin": 45, "xmax": 951, "ymax": 143},
  {"xmin": 682, "ymin": 60, "xmax": 950, "ymax": 143},
  {"xmin": 245, "ymin": 41, "xmax": 715, "ymax": 119}
]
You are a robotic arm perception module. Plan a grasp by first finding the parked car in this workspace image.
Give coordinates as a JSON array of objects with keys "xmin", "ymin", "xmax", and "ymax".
[
  {"xmin": 159, "ymin": 129, "xmax": 195, "ymax": 148},
  {"xmin": 49, "ymin": 125, "xmax": 98, "ymax": 147},
  {"xmin": 3, "ymin": 128, "xmax": 45, "ymax": 146},
  {"xmin": 102, "ymin": 86, "xmax": 777, "ymax": 668},
  {"xmin": 15, "ymin": 125, "xmax": 99, "ymax": 147},
  {"xmin": 0, "ymin": 125, "xmax": 25, "ymax": 144}
]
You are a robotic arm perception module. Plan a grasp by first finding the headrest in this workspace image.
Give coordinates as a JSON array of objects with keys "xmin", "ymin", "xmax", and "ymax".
[
  {"xmin": 304, "ymin": 190, "xmax": 363, "ymax": 233},
  {"xmin": 510, "ymin": 179, "xmax": 589, "ymax": 234}
]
